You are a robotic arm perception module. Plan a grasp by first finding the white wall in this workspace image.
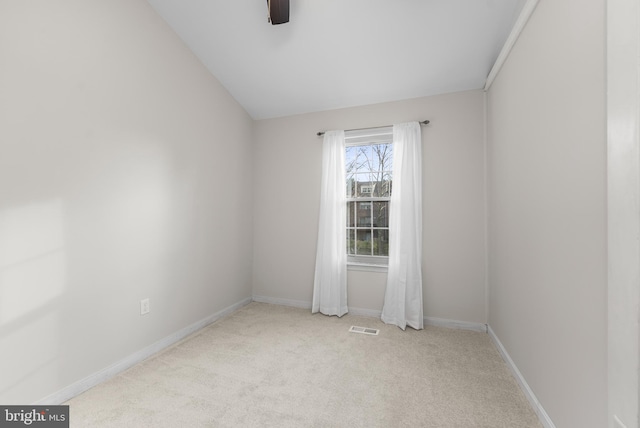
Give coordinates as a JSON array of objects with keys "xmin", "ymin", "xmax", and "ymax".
[
  {"xmin": 607, "ymin": 0, "xmax": 640, "ymax": 426},
  {"xmin": 253, "ymin": 91, "xmax": 487, "ymax": 323},
  {"xmin": 0, "ymin": 0, "xmax": 253, "ymax": 404},
  {"xmin": 486, "ymin": 0, "xmax": 607, "ymax": 426}
]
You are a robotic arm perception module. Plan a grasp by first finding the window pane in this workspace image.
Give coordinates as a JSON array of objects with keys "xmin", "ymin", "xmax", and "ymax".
[
  {"xmin": 373, "ymin": 229, "xmax": 389, "ymax": 256},
  {"xmin": 347, "ymin": 229, "xmax": 355, "ymax": 254},
  {"xmin": 356, "ymin": 202, "xmax": 372, "ymax": 227},
  {"xmin": 369, "ymin": 171, "xmax": 391, "ymax": 197},
  {"xmin": 370, "ymin": 144, "xmax": 393, "ymax": 172},
  {"xmin": 356, "ymin": 173, "xmax": 374, "ymax": 197},
  {"xmin": 372, "ymin": 201, "xmax": 388, "ymax": 227},
  {"xmin": 347, "ymin": 202, "xmax": 355, "ymax": 227},
  {"xmin": 346, "ymin": 146, "xmax": 358, "ymax": 197},
  {"xmin": 356, "ymin": 229, "xmax": 372, "ymax": 256},
  {"xmin": 346, "ymin": 146, "xmax": 360, "ymax": 174},
  {"xmin": 380, "ymin": 172, "xmax": 392, "ymax": 197},
  {"xmin": 356, "ymin": 146, "xmax": 371, "ymax": 173},
  {"xmin": 344, "ymin": 139, "xmax": 393, "ymax": 263}
]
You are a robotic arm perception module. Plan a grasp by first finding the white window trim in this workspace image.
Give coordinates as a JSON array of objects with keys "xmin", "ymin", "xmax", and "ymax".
[{"xmin": 347, "ymin": 262, "xmax": 388, "ymax": 272}]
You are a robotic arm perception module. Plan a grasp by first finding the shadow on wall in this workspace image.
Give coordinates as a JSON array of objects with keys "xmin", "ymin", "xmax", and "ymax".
[{"xmin": 0, "ymin": 199, "xmax": 66, "ymax": 403}]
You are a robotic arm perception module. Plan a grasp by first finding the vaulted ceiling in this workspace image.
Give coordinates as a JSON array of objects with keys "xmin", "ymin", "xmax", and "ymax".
[{"xmin": 147, "ymin": 0, "xmax": 526, "ymax": 119}]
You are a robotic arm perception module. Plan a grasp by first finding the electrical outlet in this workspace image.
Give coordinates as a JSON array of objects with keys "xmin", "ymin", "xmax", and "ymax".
[{"xmin": 140, "ymin": 298, "xmax": 150, "ymax": 315}]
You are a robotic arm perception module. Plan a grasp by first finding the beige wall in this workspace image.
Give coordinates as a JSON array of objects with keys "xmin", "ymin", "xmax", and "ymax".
[
  {"xmin": 0, "ymin": 0, "xmax": 253, "ymax": 404},
  {"xmin": 253, "ymin": 91, "xmax": 487, "ymax": 323},
  {"xmin": 607, "ymin": 0, "xmax": 640, "ymax": 426},
  {"xmin": 486, "ymin": 0, "xmax": 607, "ymax": 426}
]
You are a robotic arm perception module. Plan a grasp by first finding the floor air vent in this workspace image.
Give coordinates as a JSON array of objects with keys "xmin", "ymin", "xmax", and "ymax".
[{"xmin": 349, "ymin": 326, "xmax": 379, "ymax": 336}]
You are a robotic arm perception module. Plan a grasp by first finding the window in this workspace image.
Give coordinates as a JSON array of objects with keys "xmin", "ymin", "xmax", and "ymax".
[{"xmin": 345, "ymin": 127, "xmax": 393, "ymax": 266}]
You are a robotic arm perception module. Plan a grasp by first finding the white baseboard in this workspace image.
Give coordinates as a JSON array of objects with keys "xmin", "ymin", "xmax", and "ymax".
[
  {"xmin": 252, "ymin": 295, "xmax": 486, "ymax": 332},
  {"xmin": 424, "ymin": 316, "xmax": 487, "ymax": 333},
  {"xmin": 35, "ymin": 297, "xmax": 252, "ymax": 405},
  {"xmin": 252, "ymin": 295, "xmax": 312, "ymax": 309},
  {"xmin": 251, "ymin": 295, "xmax": 381, "ymax": 318},
  {"xmin": 348, "ymin": 307, "xmax": 382, "ymax": 318},
  {"xmin": 488, "ymin": 326, "xmax": 555, "ymax": 428},
  {"xmin": 251, "ymin": 295, "xmax": 387, "ymax": 319},
  {"xmin": 251, "ymin": 295, "xmax": 379, "ymax": 316}
]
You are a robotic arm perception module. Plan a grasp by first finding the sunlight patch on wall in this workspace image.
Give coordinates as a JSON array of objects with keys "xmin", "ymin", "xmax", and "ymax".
[{"xmin": 0, "ymin": 200, "xmax": 66, "ymax": 325}]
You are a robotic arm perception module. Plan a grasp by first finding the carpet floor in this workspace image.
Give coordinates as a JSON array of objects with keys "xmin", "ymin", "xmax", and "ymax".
[{"xmin": 67, "ymin": 302, "xmax": 542, "ymax": 427}]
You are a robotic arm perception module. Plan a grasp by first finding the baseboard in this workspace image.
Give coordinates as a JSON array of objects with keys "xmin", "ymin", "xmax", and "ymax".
[
  {"xmin": 252, "ymin": 295, "xmax": 486, "ymax": 332},
  {"xmin": 424, "ymin": 316, "xmax": 487, "ymax": 333},
  {"xmin": 35, "ymin": 297, "xmax": 253, "ymax": 405},
  {"xmin": 252, "ymin": 295, "xmax": 381, "ymax": 318},
  {"xmin": 348, "ymin": 307, "xmax": 382, "ymax": 318},
  {"xmin": 251, "ymin": 295, "xmax": 377, "ymax": 317},
  {"xmin": 487, "ymin": 326, "xmax": 555, "ymax": 428},
  {"xmin": 252, "ymin": 295, "xmax": 312, "ymax": 309}
]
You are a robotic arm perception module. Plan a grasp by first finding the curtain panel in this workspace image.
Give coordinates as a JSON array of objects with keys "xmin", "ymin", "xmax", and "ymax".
[
  {"xmin": 312, "ymin": 130, "xmax": 348, "ymax": 316},
  {"xmin": 381, "ymin": 122, "xmax": 424, "ymax": 330}
]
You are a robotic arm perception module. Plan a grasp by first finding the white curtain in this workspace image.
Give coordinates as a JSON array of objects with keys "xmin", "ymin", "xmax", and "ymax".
[
  {"xmin": 381, "ymin": 122, "xmax": 424, "ymax": 330},
  {"xmin": 312, "ymin": 130, "xmax": 348, "ymax": 316}
]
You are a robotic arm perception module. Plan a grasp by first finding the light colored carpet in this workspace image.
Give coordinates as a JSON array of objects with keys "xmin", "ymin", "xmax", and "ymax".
[{"xmin": 67, "ymin": 302, "xmax": 542, "ymax": 427}]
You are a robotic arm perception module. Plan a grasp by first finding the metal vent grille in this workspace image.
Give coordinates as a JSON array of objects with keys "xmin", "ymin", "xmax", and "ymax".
[{"xmin": 349, "ymin": 326, "xmax": 379, "ymax": 335}]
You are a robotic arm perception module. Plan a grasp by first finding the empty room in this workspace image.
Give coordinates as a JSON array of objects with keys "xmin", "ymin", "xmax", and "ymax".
[{"xmin": 1, "ymin": 0, "xmax": 637, "ymax": 427}]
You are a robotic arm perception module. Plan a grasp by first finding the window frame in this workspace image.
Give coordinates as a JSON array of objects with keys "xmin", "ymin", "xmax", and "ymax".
[{"xmin": 345, "ymin": 127, "xmax": 393, "ymax": 268}]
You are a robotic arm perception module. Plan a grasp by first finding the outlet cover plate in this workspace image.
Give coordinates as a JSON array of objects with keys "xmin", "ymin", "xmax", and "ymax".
[{"xmin": 140, "ymin": 298, "xmax": 150, "ymax": 315}]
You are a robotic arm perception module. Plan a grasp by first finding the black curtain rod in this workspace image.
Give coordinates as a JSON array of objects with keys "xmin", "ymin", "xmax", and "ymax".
[{"xmin": 316, "ymin": 120, "xmax": 430, "ymax": 137}]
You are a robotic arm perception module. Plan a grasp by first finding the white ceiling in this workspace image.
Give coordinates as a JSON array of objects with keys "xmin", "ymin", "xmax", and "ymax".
[{"xmin": 147, "ymin": 0, "xmax": 526, "ymax": 120}]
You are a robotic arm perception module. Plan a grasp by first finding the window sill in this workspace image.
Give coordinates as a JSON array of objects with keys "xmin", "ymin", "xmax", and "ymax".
[{"xmin": 347, "ymin": 262, "xmax": 388, "ymax": 273}]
